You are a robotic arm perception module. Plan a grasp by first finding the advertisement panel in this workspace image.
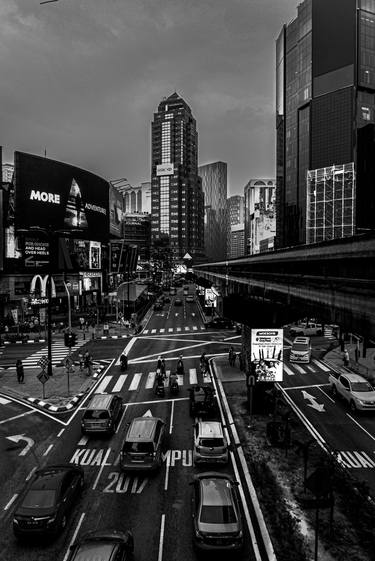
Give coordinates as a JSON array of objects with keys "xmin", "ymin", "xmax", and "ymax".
[
  {"xmin": 251, "ymin": 329, "xmax": 284, "ymax": 382},
  {"xmin": 156, "ymin": 163, "xmax": 174, "ymax": 176},
  {"xmin": 205, "ymin": 288, "xmax": 217, "ymax": 307},
  {"xmin": 109, "ymin": 184, "xmax": 124, "ymax": 237},
  {"xmin": 14, "ymin": 151, "xmax": 109, "ymax": 241}
]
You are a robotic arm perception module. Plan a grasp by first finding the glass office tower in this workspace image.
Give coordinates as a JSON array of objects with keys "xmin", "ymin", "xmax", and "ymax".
[
  {"xmin": 151, "ymin": 93, "xmax": 204, "ymax": 261},
  {"xmin": 198, "ymin": 161, "xmax": 228, "ymax": 261},
  {"xmin": 276, "ymin": 0, "xmax": 375, "ymax": 247}
]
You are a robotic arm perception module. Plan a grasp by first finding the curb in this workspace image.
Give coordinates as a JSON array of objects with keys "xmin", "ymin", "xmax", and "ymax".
[{"xmin": 17, "ymin": 364, "xmax": 104, "ymax": 413}]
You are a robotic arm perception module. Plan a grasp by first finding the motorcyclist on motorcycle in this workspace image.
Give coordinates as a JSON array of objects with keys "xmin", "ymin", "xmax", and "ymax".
[
  {"xmin": 120, "ymin": 353, "xmax": 128, "ymax": 371},
  {"xmin": 160, "ymin": 357, "xmax": 166, "ymax": 377},
  {"xmin": 169, "ymin": 372, "xmax": 179, "ymax": 394},
  {"xmin": 176, "ymin": 355, "xmax": 184, "ymax": 375}
]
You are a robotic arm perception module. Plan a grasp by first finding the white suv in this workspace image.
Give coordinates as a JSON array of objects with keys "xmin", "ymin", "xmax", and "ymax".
[
  {"xmin": 289, "ymin": 322, "xmax": 322, "ymax": 337},
  {"xmin": 290, "ymin": 337, "xmax": 312, "ymax": 364}
]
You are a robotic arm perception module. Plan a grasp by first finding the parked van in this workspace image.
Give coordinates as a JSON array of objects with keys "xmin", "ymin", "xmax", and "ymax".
[
  {"xmin": 290, "ymin": 336, "xmax": 312, "ymax": 364},
  {"xmin": 81, "ymin": 394, "xmax": 123, "ymax": 435},
  {"xmin": 120, "ymin": 417, "xmax": 166, "ymax": 471},
  {"xmin": 193, "ymin": 421, "xmax": 229, "ymax": 465}
]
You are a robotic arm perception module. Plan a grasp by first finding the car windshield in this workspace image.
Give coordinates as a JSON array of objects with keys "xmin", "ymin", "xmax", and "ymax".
[
  {"xmin": 351, "ymin": 381, "xmax": 374, "ymax": 392},
  {"xmin": 200, "ymin": 505, "xmax": 237, "ymax": 524},
  {"xmin": 74, "ymin": 543, "xmax": 115, "ymax": 561},
  {"xmin": 123, "ymin": 442, "xmax": 154, "ymax": 454},
  {"xmin": 200, "ymin": 438, "xmax": 224, "ymax": 448},
  {"xmin": 22, "ymin": 489, "xmax": 56, "ymax": 509},
  {"xmin": 292, "ymin": 344, "xmax": 309, "ymax": 351},
  {"xmin": 83, "ymin": 410, "xmax": 109, "ymax": 420}
]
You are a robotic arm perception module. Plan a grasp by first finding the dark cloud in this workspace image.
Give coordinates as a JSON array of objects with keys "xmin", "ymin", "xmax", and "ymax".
[{"xmin": 1, "ymin": 0, "xmax": 297, "ymax": 192}]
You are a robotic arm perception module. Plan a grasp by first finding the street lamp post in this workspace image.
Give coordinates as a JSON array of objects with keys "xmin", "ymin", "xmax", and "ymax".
[{"xmin": 46, "ymin": 273, "xmax": 53, "ymax": 378}]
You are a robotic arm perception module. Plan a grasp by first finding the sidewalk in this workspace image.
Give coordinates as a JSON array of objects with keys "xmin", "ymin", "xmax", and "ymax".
[
  {"xmin": 213, "ymin": 355, "xmax": 246, "ymax": 382},
  {"xmin": 323, "ymin": 340, "xmax": 375, "ymax": 383},
  {"xmin": 0, "ymin": 362, "xmax": 105, "ymax": 413}
]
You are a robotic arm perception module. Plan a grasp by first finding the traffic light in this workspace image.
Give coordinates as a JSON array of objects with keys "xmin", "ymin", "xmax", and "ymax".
[{"xmin": 64, "ymin": 331, "xmax": 77, "ymax": 347}]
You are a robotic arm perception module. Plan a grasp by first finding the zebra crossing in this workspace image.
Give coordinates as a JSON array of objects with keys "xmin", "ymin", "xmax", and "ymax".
[
  {"xmin": 93, "ymin": 358, "xmax": 332, "ymax": 395},
  {"xmin": 19, "ymin": 338, "xmax": 87, "ymax": 369},
  {"xmin": 94, "ymin": 368, "xmax": 201, "ymax": 395},
  {"xmin": 284, "ymin": 358, "xmax": 331, "ymax": 376},
  {"xmin": 143, "ymin": 326, "xmax": 205, "ymax": 335}
]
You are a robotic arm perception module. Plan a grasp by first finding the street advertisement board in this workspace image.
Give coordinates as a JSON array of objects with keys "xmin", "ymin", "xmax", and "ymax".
[
  {"xmin": 109, "ymin": 184, "xmax": 124, "ymax": 237},
  {"xmin": 110, "ymin": 241, "xmax": 138, "ymax": 273},
  {"xmin": 251, "ymin": 329, "xmax": 284, "ymax": 382},
  {"xmin": 14, "ymin": 151, "xmax": 110, "ymax": 241},
  {"xmin": 204, "ymin": 288, "xmax": 217, "ymax": 307}
]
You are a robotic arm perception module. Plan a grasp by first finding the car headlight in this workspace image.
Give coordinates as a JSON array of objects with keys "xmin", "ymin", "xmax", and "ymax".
[
  {"xmin": 13, "ymin": 518, "xmax": 19, "ymax": 525},
  {"xmin": 47, "ymin": 515, "xmax": 57, "ymax": 525}
]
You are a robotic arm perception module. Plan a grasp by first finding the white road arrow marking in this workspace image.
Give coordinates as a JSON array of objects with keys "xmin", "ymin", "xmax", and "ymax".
[
  {"xmin": 143, "ymin": 409, "xmax": 153, "ymax": 417},
  {"xmin": 302, "ymin": 391, "xmax": 325, "ymax": 412},
  {"xmin": 6, "ymin": 434, "xmax": 35, "ymax": 456}
]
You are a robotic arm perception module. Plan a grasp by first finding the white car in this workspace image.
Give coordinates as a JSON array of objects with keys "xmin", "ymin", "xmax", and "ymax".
[
  {"xmin": 289, "ymin": 322, "xmax": 322, "ymax": 337},
  {"xmin": 329, "ymin": 371, "xmax": 375, "ymax": 413}
]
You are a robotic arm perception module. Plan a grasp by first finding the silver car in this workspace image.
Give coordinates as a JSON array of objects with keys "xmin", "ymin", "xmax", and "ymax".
[
  {"xmin": 191, "ymin": 473, "xmax": 243, "ymax": 551},
  {"xmin": 193, "ymin": 421, "xmax": 229, "ymax": 465}
]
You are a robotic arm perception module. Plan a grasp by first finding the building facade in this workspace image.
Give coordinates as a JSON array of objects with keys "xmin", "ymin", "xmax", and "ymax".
[
  {"xmin": 244, "ymin": 179, "xmax": 276, "ymax": 254},
  {"xmin": 227, "ymin": 195, "xmax": 245, "ymax": 257},
  {"xmin": 123, "ymin": 212, "xmax": 151, "ymax": 261},
  {"xmin": 276, "ymin": 0, "xmax": 375, "ymax": 248},
  {"xmin": 151, "ymin": 92, "xmax": 204, "ymax": 261},
  {"xmin": 198, "ymin": 161, "xmax": 228, "ymax": 261}
]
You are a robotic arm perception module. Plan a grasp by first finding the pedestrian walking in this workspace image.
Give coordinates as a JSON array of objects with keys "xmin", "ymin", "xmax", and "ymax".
[
  {"xmin": 78, "ymin": 352, "xmax": 84, "ymax": 372},
  {"xmin": 239, "ymin": 352, "xmax": 245, "ymax": 371},
  {"xmin": 16, "ymin": 359, "xmax": 24, "ymax": 384},
  {"xmin": 355, "ymin": 346, "xmax": 360, "ymax": 363},
  {"xmin": 233, "ymin": 352, "xmax": 238, "ymax": 367},
  {"xmin": 84, "ymin": 351, "xmax": 93, "ymax": 376},
  {"xmin": 343, "ymin": 348, "xmax": 350, "ymax": 367},
  {"xmin": 228, "ymin": 346, "xmax": 234, "ymax": 366}
]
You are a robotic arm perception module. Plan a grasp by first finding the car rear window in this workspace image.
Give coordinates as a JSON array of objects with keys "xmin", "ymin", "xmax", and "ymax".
[
  {"xmin": 83, "ymin": 410, "xmax": 110, "ymax": 420},
  {"xmin": 200, "ymin": 505, "xmax": 237, "ymax": 524},
  {"xmin": 199, "ymin": 438, "xmax": 224, "ymax": 448},
  {"xmin": 123, "ymin": 442, "xmax": 154, "ymax": 454},
  {"xmin": 74, "ymin": 543, "xmax": 115, "ymax": 561},
  {"xmin": 22, "ymin": 489, "xmax": 56, "ymax": 509}
]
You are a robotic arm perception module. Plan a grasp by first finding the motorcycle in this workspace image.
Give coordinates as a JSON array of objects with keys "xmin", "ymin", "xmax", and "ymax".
[
  {"xmin": 176, "ymin": 361, "xmax": 185, "ymax": 376},
  {"xmin": 120, "ymin": 354, "xmax": 128, "ymax": 372},
  {"xmin": 170, "ymin": 376, "xmax": 179, "ymax": 395},
  {"xmin": 155, "ymin": 381, "xmax": 165, "ymax": 397}
]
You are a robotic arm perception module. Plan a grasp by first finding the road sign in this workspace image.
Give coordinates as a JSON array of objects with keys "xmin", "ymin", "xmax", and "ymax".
[
  {"xmin": 38, "ymin": 356, "xmax": 48, "ymax": 370},
  {"xmin": 37, "ymin": 371, "xmax": 49, "ymax": 384},
  {"xmin": 64, "ymin": 356, "xmax": 74, "ymax": 368}
]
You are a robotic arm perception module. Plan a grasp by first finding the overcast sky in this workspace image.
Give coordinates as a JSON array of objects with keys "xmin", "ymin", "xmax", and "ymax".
[{"xmin": 1, "ymin": 0, "xmax": 298, "ymax": 195}]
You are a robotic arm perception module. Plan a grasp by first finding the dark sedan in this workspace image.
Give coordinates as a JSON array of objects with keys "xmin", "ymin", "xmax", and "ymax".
[
  {"xmin": 205, "ymin": 317, "xmax": 233, "ymax": 329},
  {"xmin": 13, "ymin": 465, "xmax": 84, "ymax": 539},
  {"xmin": 191, "ymin": 472, "xmax": 243, "ymax": 551},
  {"xmin": 67, "ymin": 530, "xmax": 134, "ymax": 561}
]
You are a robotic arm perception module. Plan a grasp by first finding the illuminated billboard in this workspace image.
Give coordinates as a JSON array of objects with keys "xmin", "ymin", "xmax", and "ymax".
[
  {"xmin": 156, "ymin": 163, "xmax": 174, "ymax": 176},
  {"xmin": 14, "ymin": 151, "xmax": 110, "ymax": 241},
  {"xmin": 251, "ymin": 329, "xmax": 284, "ymax": 382},
  {"xmin": 109, "ymin": 184, "xmax": 124, "ymax": 237}
]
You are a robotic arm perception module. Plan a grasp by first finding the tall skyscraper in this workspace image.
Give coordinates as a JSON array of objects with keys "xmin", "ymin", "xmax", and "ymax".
[
  {"xmin": 198, "ymin": 161, "xmax": 228, "ymax": 261},
  {"xmin": 227, "ymin": 195, "xmax": 245, "ymax": 258},
  {"xmin": 151, "ymin": 92, "xmax": 204, "ymax": 261},
  {"xmin": 244, "ymin": 179, "xmax": 276, "ymax": 254},
  {"xmin": 276, "ymin": 0, "xmax": 375, "ymax": 248}
]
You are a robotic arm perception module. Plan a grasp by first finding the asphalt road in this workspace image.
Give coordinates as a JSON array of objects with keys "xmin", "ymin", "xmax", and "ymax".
[{"xmin": 0, "ymin": 292, "xmax": 256, "ymax": 561}]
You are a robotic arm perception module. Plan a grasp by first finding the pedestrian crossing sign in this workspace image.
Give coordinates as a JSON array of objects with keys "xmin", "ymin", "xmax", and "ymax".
[{"xmin": 37, "ymin": 371, "xmax": 49, "ymax": 385}]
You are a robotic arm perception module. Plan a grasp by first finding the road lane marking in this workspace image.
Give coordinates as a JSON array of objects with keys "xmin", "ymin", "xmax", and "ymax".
[
  {"xmin": 78, "ymin": 436, "xmax": 89, "ymax": 446},
  {"xmin": 184, "ymin": 326, "xmax": 190, "ymax": 331},
  {"xmin": 169, "ymin": 401, "xmax": 174, "ymax": 434},
  {"xmin": 0, "ymin": 410, "xmax": 35, "ymax": 425},
  {"xmin": 151, "ymin": 329, "xmax": 157, "ymax": 334},
  {"xmin": 4, "ymin": 494, "xmax": 18, "ymax": 511},
  {"xmin": 43, "ymin": 444, "xmax": 54, "ymax": 456},
  {"xmin": 189, "ymin": 368, "xmax": 197, "ymax": 385},
  {"xmin": 158, "ymin": 514, "xmax": 165, "ymax": 561},
  {"xmin": 116, "ymin": 404, "xmax": 128, "ymax": 434},
  {"xmin": 26, "ymin": 467, "xmax": 37, "ymax": 481},
  {"xmin": 143, "ymin": 329, "xmax": 149, "ymax": 334},
  {"xmin": 284, "ymin": 383, "xmax": 330, "ymax": 391},
  {"xmin": 0, "ymin": 397, "xmax": 11, "ymax": 404},
  {"xmin": 95, "ymin": 376, "xmax": 113, "ymax": 394},
  {"xmin": 146, "ymin": 372, "xmax": 156, "ymax": 389},
  {"xmin": 292, "ymin": 364, "xmax": 306, "ymax": 374},
  {"xmin": 313, "ymin": 358, "xmax": 331, "ymax": 372},
  {"xmin": 128, "ymin": 373, "xmax": 142, "ymax": 391},
  {"xmin": 306, "ymin": 365, "xmax": 317, "ymax": 372},
  {"xmin": 63, "ymin": 512, "xmax": 86, "ymax": 561},
  {"xmin": 160, "ymin": 328, "xmax": 165, "ymax": 333},
  {"xmin": 57, "ymin": 428, "xmax": 65, "ymax": 437},
  {"xmin": 318, "ymin": 386, "xmax": 335, "ymax": 402},
  {"xmin": 168, "ymin": 328, "xmax": 173, "ymax": 332},
  {"xmin": 112, "ymin": 374, "xmax": 127, "ymax": 393},
  {"xmin": 92, "ymin": 449, "xmax": 112, "ymax": 490},
  {"xmin": 283, "ymin": 364, "xmax": 295, "ymax": 376},
  {"xmin": 114, "ymin": 338, "xmax": 138, "ymax": 366},
  {"xmin": 193, "ymin": 326, "xmax": 198, "ymax": 330},
  {"xmin": 347, "ymin": 413, "xmax": 375, "ymax": 442}
]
